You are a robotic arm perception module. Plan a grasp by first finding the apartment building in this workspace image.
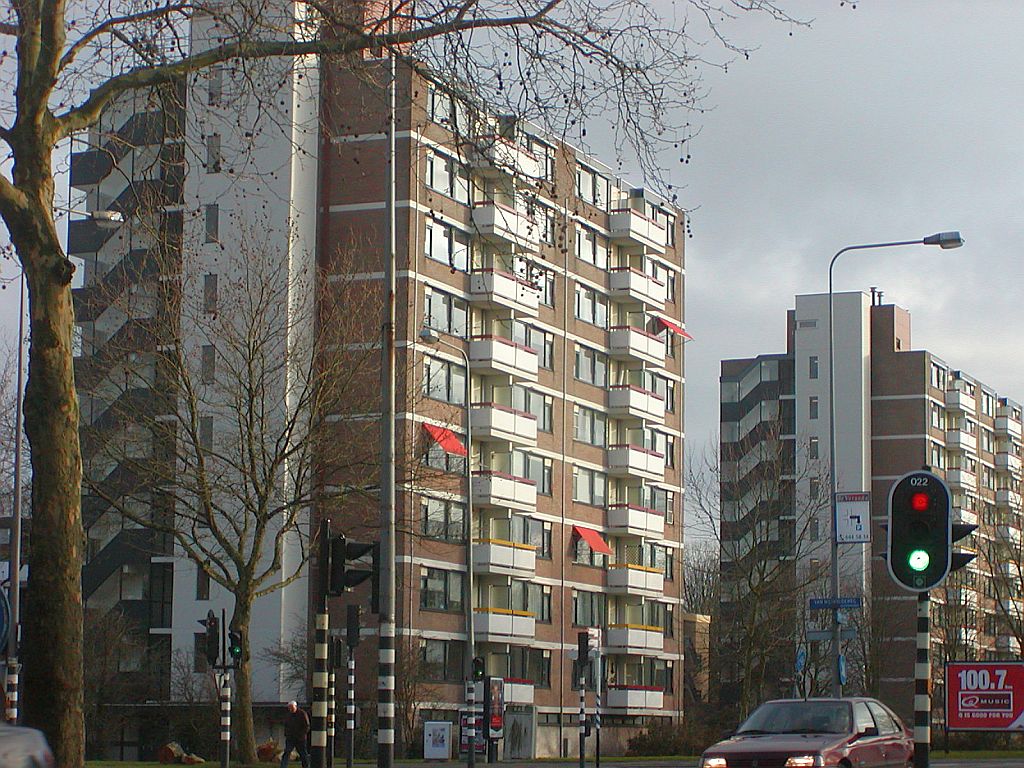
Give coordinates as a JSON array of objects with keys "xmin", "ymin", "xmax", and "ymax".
[
  {"xmin": 719, "ymin": 290, "xmax": 1024, "ymax": 724},
  {"xmin": 70, "ymin": 13, "xmax": 688, "ymax": 763}
]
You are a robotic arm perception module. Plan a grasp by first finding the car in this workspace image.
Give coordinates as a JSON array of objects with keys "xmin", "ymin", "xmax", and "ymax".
[
  {"xmin": 699, "ymin": 697, "xmax": 913, "ymax": 768},
  {"xmin": 0, "ymin": 722, "xmax": 54, "ymax": 767}
]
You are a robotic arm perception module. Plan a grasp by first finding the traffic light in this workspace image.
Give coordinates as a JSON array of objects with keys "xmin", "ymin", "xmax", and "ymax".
[
  {"xmin": 201, "ymin": 610, "xmax": 220, "ymax": 667},
  {"xmin": 346, "ymin": 604, "xmax": 361, "ymax": 649},
  {"xmin": 328, "ymin": 536, "xmax": 375, "ymax": 596},
  {"xmin": 887, "ymin": 470, "xmax": 953, "ymax": 591},
  {"xmin": 574, "ymin": 631, "xmax": 590, "ymax": 682},
  {"xmin": 228, "ymin": 631, "xmax": 243, "ymax": 665},
  {"xmin": 472, "ymin": 656, "xmax": 485, "ymax": 681}
]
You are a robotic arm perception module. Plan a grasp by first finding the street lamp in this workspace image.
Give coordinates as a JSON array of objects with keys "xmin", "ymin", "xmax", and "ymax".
[
  {"xmin": 4, "ymin": 206, "xmax": 123, "ymax": 723},
  {"xmin": 419, "ymin": 326, "xmax": 477, "ymax": 768},
  {"xmin": 826, "ymin": 231, "xmax": 964, "ymax": 697}
]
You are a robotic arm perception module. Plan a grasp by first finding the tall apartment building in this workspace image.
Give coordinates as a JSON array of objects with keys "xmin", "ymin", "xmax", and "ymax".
[
  {"xmin": 720, "ymin": 290, "xmax": 1024, "ymax": 724},
  {"xmin": 70, "ymin": 12, "xmax": 689, "ymax": 761}
]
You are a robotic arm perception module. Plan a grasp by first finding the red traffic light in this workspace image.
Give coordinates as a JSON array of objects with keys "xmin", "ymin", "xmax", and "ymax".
[{"xmin": 910, "ymin": 492, "xmax": 930, "ymax": 511}]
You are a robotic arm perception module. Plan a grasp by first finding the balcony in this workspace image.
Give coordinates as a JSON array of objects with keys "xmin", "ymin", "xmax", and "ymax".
[
  {"xmin": 472, "ymin": 202, "xmax": 540, "ymax": 250},
  {"xmin": 997, "ymin": 451, "xmax": 1022, "ymax": 474},
  {"xmin": 607, "ymin": 384, "xmax": 665, "ymax": 423},
  {"xmin": 474, "ymin": 607, "xmax": 535, "ymax": 643},
  {"xmin": 469, "ymin": 269, "xmax": 540, "ymax": 317},
  {"xmin": 605, "ymin": 624, "xmax": 664, "ymax": 654},
  {"xmin": 606, "ymin": 504, "xmax": 665, "ymax": 538},
  {"xmin": 471, "ymin": 470, "xmax": 537, "ymax": 512},
  {"xmin": 609, "ymin": 267, "xmax": 666, "ymax": 308},
  {"xmin": 471, "ymin": 136, "xmax": 543, "ymax": 179},
  {"xmin": 470, "ymin": 402, "xmax": 537, "ymax": 447},
  {"xmin": 945, "ymin": 429, "xmax": 978, "ymax": 453},
  {"xmin": 952, "ymin": 507, "xmax": 978, "ymax": 526},
  {"xmin": 996, "ymin": 414, "xmax": 1023, "ymax": 439},
  {"xmin": 945, "ymin": 468, "xmax": 976, "ymax": 490},
  {"xmin": 605, "ymin": 685, "xmax": 664, "ymax": 711},
  {"xmin": 472, "ymin": 538, "xmax": 537, "ymax": 578},
  {"xmin": 608, "ymin": 209, "xmax": 668, "ymax": 254},
  {"xmin": 996, "ymin": 524, "xmax": 1021, "ymax": 544},
  {"xmin": 474, "ymin": 678, "xmax": 535, "ymax": 706},
  {"xmin": 996, "ymin": 488, "xmax": 1022, "ymax": 509},
  {"xmin": 469, "ymin": 335, "xmax": 538, "ymax": 381},
  {"xmin": 607, "ymin": 564, "xmax": 664, "ymax": 597},
  {"xmin": 609, "ymin": 326, "xmax": 665, "ymax": 368},
  {"xmin": 945, "ymin": 389, "xmax": 977, "ymax": 413},
  {"xmin": 607, "ymin": 444, "xmax": 665, "ymax": 481}
]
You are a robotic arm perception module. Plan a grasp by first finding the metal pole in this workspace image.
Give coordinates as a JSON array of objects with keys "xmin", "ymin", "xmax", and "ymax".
[
  {"xmin": 914, "ymin": 592, "xmax": 931, "ymax": 768},
  {"xmin": 219, "ymin": 671, "xmax": 231, "ymax": 768},
  {"xmin": 578, "ymin": 672, "xmax": 586, "ymax": 768},
  {"xmin": 6, "ymin": 269, "xmax": 24, "ymax": 723},
  {"xmin": 594, "ymin": 650, "xmax": 601, "ymax": 768},
  {"xmin": 377, "ymin": 21, "xmax": 398, "ymax": 767},
  {"xmin": 827, "ymin": 238, "xmax": 922, "ymax": 697},
  {"xmin": 327, "ymin": 668, "xmax": 336, "ymax": 768},
  {"xmin": 459, "ymin": 344, "xmax": 476, "ymax": 768},
  {"xmin": 346, "ymin": 652, "xmax": 356, "ymax": 768},
  {"xmin": 313, "ymin": 611, "xmax": 329, "ymax": 768}
]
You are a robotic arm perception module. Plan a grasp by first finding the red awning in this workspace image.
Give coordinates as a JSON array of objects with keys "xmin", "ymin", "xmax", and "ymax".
[
  {"xmin": 422, "ymin": 423, "xmax": 467, "ymax": 456},
  {"xmin": 572, "ymin": 525, "xmax": 613, "ymax": 556},
  {"xmin": 656, "ymin": 316, "xmax": 693, "ymax": 340}
]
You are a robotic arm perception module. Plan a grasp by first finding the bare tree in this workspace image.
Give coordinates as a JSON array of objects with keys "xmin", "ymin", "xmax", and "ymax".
[
  {"xmin": 0, "ymin": 1, "xmax": 806, "ymax": 762},
  {"xmin": 681, "ymin": 539, "xmax": 718, "ymax": 616}
]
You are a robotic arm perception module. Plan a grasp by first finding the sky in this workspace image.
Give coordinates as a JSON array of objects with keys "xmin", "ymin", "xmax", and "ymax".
[{"xmin": 2, "ymin": 1, "xmax": 1023, "ymax": 528}]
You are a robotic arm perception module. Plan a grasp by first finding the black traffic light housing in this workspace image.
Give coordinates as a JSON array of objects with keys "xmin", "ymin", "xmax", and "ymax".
[
  {"xmin": 202, "ymin": 610, "xmax": 220, "ymax": 667},
  {"xmin": 472, "ymin": 656, "xmax": 485, "ymax": 681},
  {"xmin": 573, "ymin": 631, "xmax": 591, "ymax": 682},
  {"xmin": 327, "ymin": 535, "xmax": 376, "ymax": 596},
  {"xmin": 887, "ymin": 470, "xmax": 953, "ymax": 591},
  {"xmin": 228, "ymin": 630, "xmax": 243, "ymax": 665}
]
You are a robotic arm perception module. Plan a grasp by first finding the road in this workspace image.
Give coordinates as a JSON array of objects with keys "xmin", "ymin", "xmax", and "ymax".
[{"xmin": 392, "ymin": 759, "xmax": 1022, "ymax": 768}]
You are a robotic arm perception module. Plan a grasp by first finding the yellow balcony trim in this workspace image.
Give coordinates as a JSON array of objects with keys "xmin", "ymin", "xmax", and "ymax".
[
  {"xmin": 473, "ymin": 538, "xmax": 538, "ymax": 551},
  {"xmin": 608, "ymin": 622, "xmax": 663, "ymax": 632},
  {"xmin": 607, "ymin": 563, "xmax": 662, "ymax": 574},
  {"xmin": 475, "ymin": 607, "xmax": 536, "ymax": 618}
]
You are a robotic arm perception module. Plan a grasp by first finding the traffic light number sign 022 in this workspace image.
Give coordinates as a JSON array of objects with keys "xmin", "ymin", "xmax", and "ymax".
[{"xmin": 946, "ymin": 661, "xmax": 1024, "ymax": 731}]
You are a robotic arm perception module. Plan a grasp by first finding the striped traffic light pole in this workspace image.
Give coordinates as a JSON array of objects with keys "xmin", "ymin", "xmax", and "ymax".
[
  {"xmin": 219, "ymin": 671, "xmax": 231, "ymax": 768},
  {"xmin": 313, "ymin": 611, "xmax": 329, "ymax": 768},
  {"xmin": 914, "ymin": 592, "xmax": 931, "ymax": 768}
]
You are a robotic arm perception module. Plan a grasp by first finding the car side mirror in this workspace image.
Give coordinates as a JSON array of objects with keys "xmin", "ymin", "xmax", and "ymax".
[
  {"xmin": 720, "ymin": 729, "xmax": 734, "ymax": 739},
  {"xmin": 856, "ymin": 726, "xmax": 879, "ymax": 739}
]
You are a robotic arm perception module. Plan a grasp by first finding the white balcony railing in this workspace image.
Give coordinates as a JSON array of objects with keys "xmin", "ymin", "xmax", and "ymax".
[
  {"xmin": 471, "ymin": 470, "xmax": 537, "ymax": 512},
  {"xmin": 945, "ymin": 389, "xmax": 977, "ymax": 413},
  {"xmin": 472, "ymin": 202, "xmax": 540, "ymax": 250},
  {"xmin": 473, "ymin": 607, "xmax": 536, "ymax": 642},
  {"xmin": 607, "ymin": 563, "xmax": 664, "ymax": 597},
  {"xmin": 996, "ymin": 451, "xmax": 1022, "ymax": 474},
  {"xmin": 608, "ymin": 208, "xmax": 668, "ymax": 253},
  {"xmin": 996, "ymin": 415, "xmax": 1023, "ymax": 439},
  {"xmin": 945, "ymin": 429, "xmax": 978, "ymax": 453},
  {"xmin": 607, "ymin": 444, "xmax": 665, "ymax": 481},
  {"xmin": 471, "ymin": 136, "xmax": 543, "ymax": 179},
  {"xmin": 609, "ymin": 267, "xmax": 666, "ymax": 308},
  {"xmin": 469, "ymin": 269, "xmax": 540, "ymax": 316},
  {"xmin": 996, "ymin": 488, "xmax": 1023, "ymax": 509},
  {"xmin": 608, "ymin": 326, "xmax": 665, "ymax": 367},
  {"xmin": 946, "ymin": 468, "xmax": 977, "ymax": 490},
  {"xmin": 606, "ymin": 503, "xmax": 665, "ymax": 538},
  {"xmin": 469, "ymin": 335, "xmax": 538, "ymax": 381},
  {"xmin": 607, "ymin": 384, "xmax": 665, "ymax": 423},
  {"xmin": 605, "ymin": 686, "xmax": 664, "ymax": 710},
  {"xmin": 605, "ymin": 624, "xmax": 664, "ymax": 653},
  {"xmin": 470, "ymin": 402, "xmax": 537, "ymax": 447},
  {"xmin": 472, "ymin": 538, "xmax": 537, "ymax": 578}
]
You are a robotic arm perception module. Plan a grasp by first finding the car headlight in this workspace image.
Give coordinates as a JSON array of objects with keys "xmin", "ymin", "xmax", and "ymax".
[
  {"xmin": 785, "ymin": 757, "xmax": 823, "ymax": 767},
  {"xmin": 700, "ymin": 759, "xmax": 728, "ymax": 768}
]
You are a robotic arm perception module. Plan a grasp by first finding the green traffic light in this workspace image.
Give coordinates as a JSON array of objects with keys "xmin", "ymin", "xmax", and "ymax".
[{"xmin": 908, "ymin": 549, "xmax": 930, "ymax": 572}]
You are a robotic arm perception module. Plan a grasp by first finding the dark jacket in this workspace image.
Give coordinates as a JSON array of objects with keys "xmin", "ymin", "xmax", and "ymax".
[{"xmin": 284, "ymin": 708, "xmax": 310, "ymax": 740}]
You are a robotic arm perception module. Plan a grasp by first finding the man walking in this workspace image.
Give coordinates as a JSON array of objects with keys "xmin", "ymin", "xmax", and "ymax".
[{"xmin": 280, "ymin": 701, "xmax": 311, "ymax": 768}]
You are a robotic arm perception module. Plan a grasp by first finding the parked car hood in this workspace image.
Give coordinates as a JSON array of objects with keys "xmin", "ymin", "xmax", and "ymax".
[{"xmin": 710, "ymin": 732, "xmax": 846, "ymax": 753}]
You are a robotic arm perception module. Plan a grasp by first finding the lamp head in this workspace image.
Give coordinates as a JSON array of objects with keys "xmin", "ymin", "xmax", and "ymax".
[
  {"xmin": 922, "ymin": 231, "xmax": 964, "ymax": 249},
  {"xmin": 419, "ymin": 327, "xmax": 441, "ymax": 344}
]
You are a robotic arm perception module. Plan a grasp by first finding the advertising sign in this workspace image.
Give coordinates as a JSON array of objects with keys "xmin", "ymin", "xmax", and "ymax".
[
  {"xmin": 423, "ymin": 721, "xmax": 452, "ymax": 760},
  {"xmin": 486, "ymin": 676, "xmax": 505, "ymax": 739},
  {"xmin": 946, "ymin": 661, "xmax": 1024, "ymax": 731},
  {"xmin": 836, "ymin": 492, "xmax": 871, "ymax": 543}
]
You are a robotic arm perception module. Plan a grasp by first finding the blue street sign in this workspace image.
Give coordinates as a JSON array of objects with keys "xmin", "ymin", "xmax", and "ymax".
[
  {"xmin": 795, "ymin": 647, "xmax": 807, "ymax": 674},
  {"xmin": 809, "ymin": 596, "xmax": 862, "ymax": 611},
  {"xmin": 838, "ymin": 654, "xmax": 848, "ymax": 686}
]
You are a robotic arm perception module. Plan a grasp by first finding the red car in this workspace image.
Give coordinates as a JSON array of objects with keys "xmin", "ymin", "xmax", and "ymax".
[{"xmin": 699, "ymin": 697, "xmax": 913, "ymax": 768}]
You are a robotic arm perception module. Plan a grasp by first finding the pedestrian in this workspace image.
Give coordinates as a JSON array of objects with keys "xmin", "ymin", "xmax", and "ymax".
[{"xmin": 280, "ymin": 701, "xmax": 311, "ymax": 768}]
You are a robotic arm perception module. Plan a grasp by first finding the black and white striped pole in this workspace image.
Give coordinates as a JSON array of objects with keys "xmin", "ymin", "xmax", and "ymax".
[
  {"xmin": 313, "ymin": 519, "xmax": 331, "ymax": 768},
  {"xmin": 577, "ymin": 631, "xmax": 588, "ymax": 768},
  {"xmin": 5, "ymin": 658, "xmax": 18, "ymax": 723},
  {"xmin": 594, "ymin": 647, "xmax": 602, "ymax": 768},
  {"xmin": 327, "ymin": 644, "xmax": 337, "ymax": 768},
  {"xmin": 346, "ymin": 649, "xmax": 356, "ymax": 768},
  {"xmin": 914, "ymin": 592, "xmax": 930, "ymax": 768},
  {"xmin": 219, "ymin": 671, "xmax": 231, "ymax": 768}
]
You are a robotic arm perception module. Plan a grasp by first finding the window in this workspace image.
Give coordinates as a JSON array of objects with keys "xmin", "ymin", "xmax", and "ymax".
[
  {"xmin": 809, "ymin": 436, "xmax": 819, "ymax": 460},
  {"xmin": 649, "ymin": 543, "xmax": 673, "ymax": 579},
  {"xmin": 572, "ymin": 466, "xmax": 607, "ymax": 506},
  {"xmin": 512, "ymin": 386, "xmax": 552, "ymax": 432},
  {"xmin": 510, "ymin": 647, "xmax": 551, "ymax": 687},
  {"xmin": 573, "ymin": 405, "xmax": 607, "ymax": 447},
  {"xmin": 930, "ymin": 442, "xmax": 946, "ymax": 469},
  {"xmin": 931, "ymin": 403, "xmax": 945, "ymax": 430},
  {"xmin": 574, "ymin": 284, "xmax": 608, "ymax": 327},
  {"xmin": 809, "ymin": 478, "xmax": 822, "ymax": 505},
  {"xmin": 866, "ymin": 702, "xmax": 901, "ymax": 736},
  {"xmin": 664, "ymin": 379, "xmax": 676, "ymax": 413},
  {"xmin": 422, "ymin": 497, "xmax": 465, "ymax": 541},
  {"xmin": 574, "ymin": 344, "xmax": 608, "ymax": 387},
  {"xmin": 575, "ymin": 226, "xmax": 608, "ymax": 269},
  {"xmin": 421, "ymin": 639, "xmax": 465, "ymax": 682},
  {"xmin": 537, "ymin": 266, "xmax": 556, "ymax": 306},
  {"xmin": 424, "ymin": 441, "xmax": 467, "ymax": 475},
  {"xmin": 203, "ymin": 273, "xmax": 218, "ymax": 312},
  {"xmin": 576, "ymin": 165, "xmax": 608, "ymax": 208},
  {"xmin": 524, "ymin": 517, "xmax": 552, "ymax": 559},
  {"xmin": 424, "ymin": 288, "xmax": 468, "ymax": 337},
  {"xmin": 666, "ymin": 272, "xmax": 677, "ymax": 304},
  {"xmin": 199, "ymin": 416, "xmax": 214, "ymax": 450},
  {"xmin": 205, "ymin": 133, "xmax": 221, "ymax": 173},
  {"xmin": 423, "ymin": 356, "xmax": 467, "ymax": 405},
  {"xmin": 809, "ymin": 355, "xmax": 819, "ymax": 380},
  {"xmin": 665, "ymin": 434, "xmax": 676, "ymax": 468},
  {"xmin": 810, "ymin": 516, "xmax": 820, "ymax": 541},
  {"xmin": 809, "ymin": 396, "xmax": 819, "ymax": 420},
  {"xmin": 511, "ymin": 579, "xmax": 552, "ymax": 622},
  {"xmin": 201, "ymin": 344, "xmax": 216, "ymax": 383},
  {"xmin": 425, "ymin": 220, "xmax": 470, "ymax": 271},
  {"xmin": 195, "ymin": 566, "xmax": 210, "ymax": 600},
  {"xmin": 512, "ymin": 322, "xmax": 553, "ymax": 368},
  {"xmin": 665, "ymin": 330, "xmax": 677, "ymax": 359},
  {"xmin": 204, "ymin": 204, "xmax": 219, "ymax": 243},
  {"xmin": 572, "ymin": 589, "xmax": 606, "ymax": 626},
  {"xmin": 426, "ymin": 150, "xmax": 470, "ymax": 204},
  {"xmin": 538, "ymin": 204, "xmax": 557, "ymax": 245},
  {"xmin": 208, "ymin": 65, "xmax": 223, "ymax": 106},
  {"xmin": 512, "ymin": 450, "xmax": 552, "ymax": 495},
  {"xmin": 420, "ymin": 568, "xmax": 464, "ymax": 613},
  {"xmin": 574, "ymin": 535, "xmax": 607, "ymax": 567},
  {"xmin": 930, "ymin": 362, "xmax": 947, "ymax": 390}
]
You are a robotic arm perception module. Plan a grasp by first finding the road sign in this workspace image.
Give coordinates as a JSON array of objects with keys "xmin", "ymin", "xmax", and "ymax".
[
  {"xmin": 587, "ymin": 627, "xmax": 601, "ymax": 649},
  {"xmin": 809, "ymin": 597, "xmax": 862, "ymax": 611},
  {"xmin": 836, "ymin": 492, "xmax": 871, "ymax": 543},
  {"xmin": 807, "ymin": 629, "xmax": 857, "ymax": 643},
  {"xmin": 838, "ymin": 655, "xmax": 848, "ymax": 686},
  {"xmin": 795, "ymin": 648, "xmax": 807, "ymax": 673},
  {"xmin": 946, "ymin": 661, "xmax": 1024, "ymax": 731}
]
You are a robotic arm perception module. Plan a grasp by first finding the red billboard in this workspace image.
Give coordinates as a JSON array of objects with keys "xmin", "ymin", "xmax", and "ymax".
[{"xmin": 946, "ymin": 661, "xmax": 1024, "ymax": 731}]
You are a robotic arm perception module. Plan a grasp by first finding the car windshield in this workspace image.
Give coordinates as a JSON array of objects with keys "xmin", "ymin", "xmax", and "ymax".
[{"xmin": 736, "ymin": 701, "xmax": 852, "ymax": 735}]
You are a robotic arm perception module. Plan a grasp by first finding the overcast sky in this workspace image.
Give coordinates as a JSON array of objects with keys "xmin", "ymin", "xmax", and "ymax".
[{"xmin": 2, "ymin": 2, "xmax": 1022, "ymax": 533}]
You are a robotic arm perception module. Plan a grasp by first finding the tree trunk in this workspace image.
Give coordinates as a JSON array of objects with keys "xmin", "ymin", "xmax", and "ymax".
[
  {"xmin": 232, "ymin": 602, "xmax": 258, "ymax": 764},
  {"xmin": 15, "ymin": 233, "xmax": 85, "ymax": 768}
]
